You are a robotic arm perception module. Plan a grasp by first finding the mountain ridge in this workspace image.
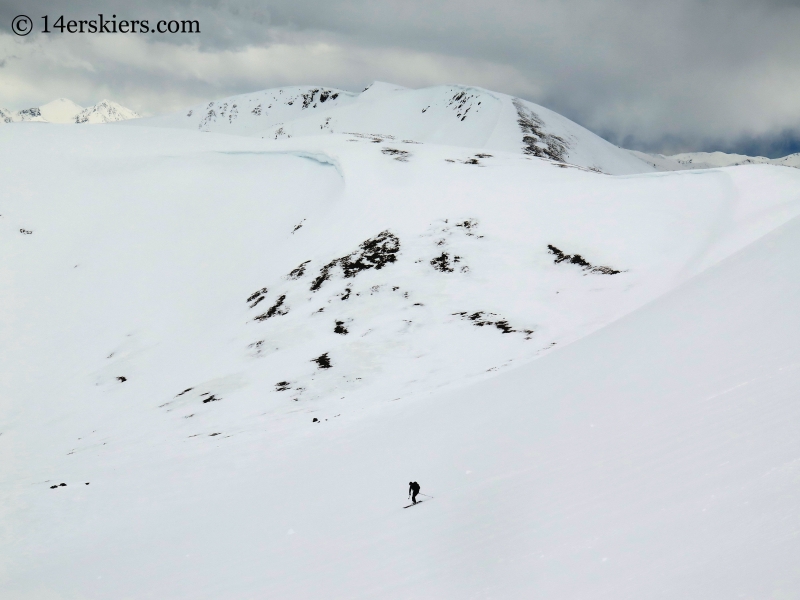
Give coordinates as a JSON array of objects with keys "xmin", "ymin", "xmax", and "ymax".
[
  {"xmin": 134, "ymin": 81, "xmax": 800, "ymax": 173},
  {"xmin": 133, "ymin": 82, "xmax": 656, "ymax": 175},
  {"xmin": 0, "ymin": 98, "xmax": 139, "ymax": 124}
]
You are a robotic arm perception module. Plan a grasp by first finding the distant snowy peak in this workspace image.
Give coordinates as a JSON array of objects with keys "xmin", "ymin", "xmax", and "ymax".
[
  {"xmin": 40, "ymin": 98, "xmax": 84, "ymax": 123},
  {"xmin": 138, "ymin": 82, "xmax": 655, "ymax": 175},
  {"xmin": 631, "ymin": 149, "xmax": 800, "ymax": 171},
  {"xmin": 669, "ymin": 151, "xmax": 800, "ymax": 170},
  {"xmin": 0, "ymin": 99, "xmax": 139, "ymax": 124},
  {"xmin": 75, "ymin": 100, "xmax": 140, "ymax": 123}
]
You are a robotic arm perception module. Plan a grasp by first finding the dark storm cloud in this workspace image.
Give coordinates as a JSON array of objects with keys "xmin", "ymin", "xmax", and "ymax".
[{"xmin": 2, "ymin": 0, "xmax": 800, "ymax": 155}]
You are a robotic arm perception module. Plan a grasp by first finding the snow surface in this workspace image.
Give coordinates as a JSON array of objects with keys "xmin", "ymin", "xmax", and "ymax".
[{"xmin": 2, "ymin": 93, "xmax": 800, "ymax": 599}]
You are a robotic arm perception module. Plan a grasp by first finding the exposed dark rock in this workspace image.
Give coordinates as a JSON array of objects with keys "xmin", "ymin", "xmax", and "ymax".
[
  {"xmin": 247, "ymin": 287, "xmax": 268, "ymax": 308},
  {"xmin": 301, "ymin": 89, "xmax": 321, "ymax": 109},
  {"xmin": 430, "ymin": 252, "xmax": 461, "ymax": 272},
  {"xmin": 18, "ymin": 107, "xmax": 41, "ymax": 118},
  {"xmin": 312, "ymin": 353, "xmax": 332, "ymax": 369},
  {"xmin": 547, "ymin": 244, "xmax": 622, "ymax": 275},
  {"xmin": 287, "ymin": 261, "xmax": 311, "ymax": 280},
  {"xmin": 381, "ymin": 148, "xmax": 410, "ymax": 162},
  {"xmin": 455, "ymin": 219, "xmax": 479, "ymax": 234},
  {"xmin": 513, "ymin": 99, "xmax": 569, "ymax": 162},
  {"xmin": 334, "ymin": 321, "xmax": 349, "ymax": 335},
  {"xmin": 275, "ymin": 381, "xmax": 291, "ymax": 391},
  {"xmin": 453, "ymin": 311, "xmax": 534, "ymax": 337},
  {"xmin": 255, "ymin": 294, "xmax": 289, "ymax": 321},
  {"xmin": 310, "ymin": 231, "xmax": 400, "ymax": 291}
]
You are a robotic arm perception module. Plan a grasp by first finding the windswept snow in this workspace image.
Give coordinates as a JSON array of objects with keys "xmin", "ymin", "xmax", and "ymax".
[{"xmin": 2, "ymin": 87, "xmax": 800, "ymax": 599}]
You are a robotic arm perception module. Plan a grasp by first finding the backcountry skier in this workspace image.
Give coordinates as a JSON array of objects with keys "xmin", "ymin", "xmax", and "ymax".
[{"xmin": 408, "ymin": 481, "xmax": 421, "ymax": 504}]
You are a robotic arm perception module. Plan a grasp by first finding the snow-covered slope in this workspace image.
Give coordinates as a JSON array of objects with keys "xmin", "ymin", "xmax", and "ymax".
[
  {"xmin": 137, "ymin": 82, "xmax": 656, "ymax": 175},
  {"xmin": 0, "ymin": 99, "xmax": 139, "ymax": 124},
  {"xmin": 2, "ymin": 113, "xmax": 800, "ymax": 598}
]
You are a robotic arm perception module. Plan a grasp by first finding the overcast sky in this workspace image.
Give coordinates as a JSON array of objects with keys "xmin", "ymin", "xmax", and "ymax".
[{"xmin": 2, "ymin": 0, "xmax": 799, "ymax": 156}]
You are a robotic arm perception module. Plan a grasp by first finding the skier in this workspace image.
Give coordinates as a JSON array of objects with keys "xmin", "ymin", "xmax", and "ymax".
[{"xmin": 408, "ymin": 481, "xmax": 421, "ymax": 504}]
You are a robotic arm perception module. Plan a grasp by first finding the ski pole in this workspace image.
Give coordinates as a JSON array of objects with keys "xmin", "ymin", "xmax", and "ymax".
[{"xmin": 419, "ymin": 493, "xmax": 434, "ymax": 498}]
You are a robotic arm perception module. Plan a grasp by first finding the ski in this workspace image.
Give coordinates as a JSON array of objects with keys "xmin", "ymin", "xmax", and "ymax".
[{"xmin": 403, "ymin": 501, "xmax": 424, "ymax": 508}]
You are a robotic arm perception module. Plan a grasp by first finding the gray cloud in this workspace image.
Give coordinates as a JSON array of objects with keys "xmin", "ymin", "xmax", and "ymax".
[{"xmin": 2, "ymin": 0, "xmax": 800, "ymax": 155}]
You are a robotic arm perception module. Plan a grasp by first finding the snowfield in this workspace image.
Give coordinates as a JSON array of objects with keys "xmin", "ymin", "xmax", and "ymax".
[{"xmin": 2, "ymin": 84, "xmax": 800, "ymax": 599}]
